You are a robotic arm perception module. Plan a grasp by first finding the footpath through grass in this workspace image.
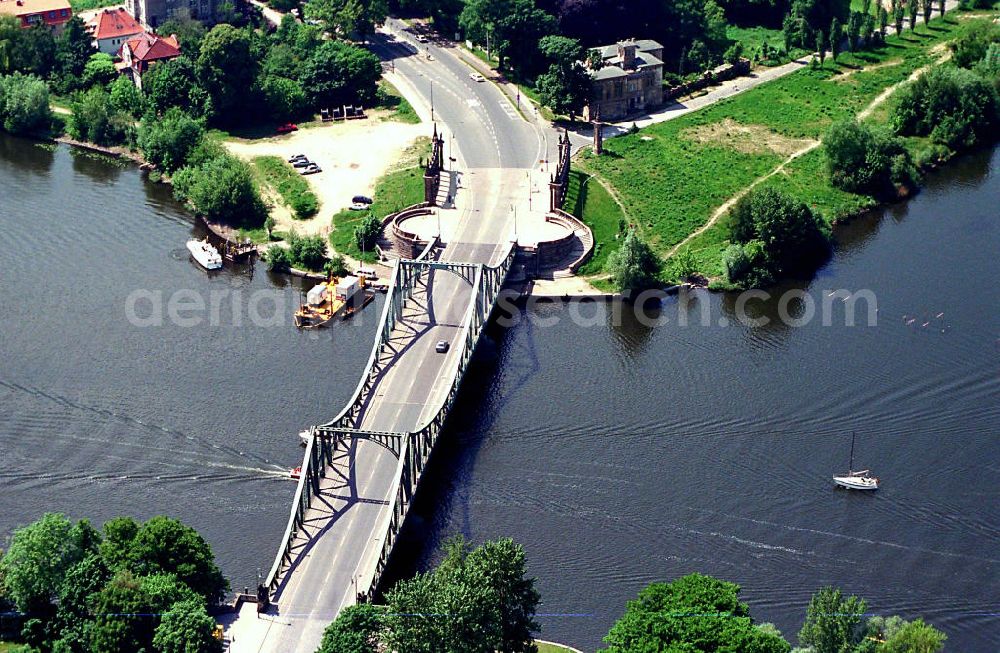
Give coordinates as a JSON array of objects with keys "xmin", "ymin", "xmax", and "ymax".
[
  {"xmin": 578, "ymin": 11, "xmax": 993, "ymax": 281},
  {"xmin": 329, "ymin": 137, "xmax": 430, "ymax": 262},
  {"xmin": 535, "ymin": 642, "xmax": 579, "ymax": 653}
]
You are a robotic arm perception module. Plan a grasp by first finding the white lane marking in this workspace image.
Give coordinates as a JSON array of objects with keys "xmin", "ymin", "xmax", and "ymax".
[
  {"xmin": 498, "ymin": 99, "xmax": 518, "ymax": 120},
  {"xmin": 466, "ymin": 98, "xmax": 481, "ymax": 107}
]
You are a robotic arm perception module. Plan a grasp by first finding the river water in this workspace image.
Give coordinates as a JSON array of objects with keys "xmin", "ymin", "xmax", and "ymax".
[{"xmin": 1, "ymin": 135, "xmax": 997, "ymax": 651}]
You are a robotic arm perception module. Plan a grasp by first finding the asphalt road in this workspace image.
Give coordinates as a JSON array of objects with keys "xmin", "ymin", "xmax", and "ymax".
[{"xmin": 236, "ymin": 23, "xmax": 544, "ymax": 653}]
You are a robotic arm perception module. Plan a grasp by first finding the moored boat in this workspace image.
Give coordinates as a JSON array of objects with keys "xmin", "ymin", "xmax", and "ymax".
[
  {"xmin": 186, "ymin": 239, "xmax": 223, "ymax": 270},
  {"xmin": 294, "ymin": 276, "xmax": 365, "ymax": 328}
]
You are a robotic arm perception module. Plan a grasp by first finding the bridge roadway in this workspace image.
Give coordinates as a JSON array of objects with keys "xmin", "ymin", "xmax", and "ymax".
[{"xmin": 230, "ymin": 22, "xmax": 546, "ymax": 653}]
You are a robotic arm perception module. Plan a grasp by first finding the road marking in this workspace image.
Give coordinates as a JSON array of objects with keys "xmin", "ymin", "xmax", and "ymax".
[
  {"xmin": 498, "ymin": 99, "xmax": 518, "ymax": 120},
  {"xmin": 466, "ymin": 98, "xmax": 481, "ymax": 107}
]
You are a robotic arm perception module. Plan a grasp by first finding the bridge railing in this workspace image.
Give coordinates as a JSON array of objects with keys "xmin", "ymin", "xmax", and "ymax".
[
  {"xmin": 263, "ymin": 239, "xmax": 441, "ymax": 594},
  {"xmin": 358, "ymin": 244, "xmax": 517, "ymax": 599}
]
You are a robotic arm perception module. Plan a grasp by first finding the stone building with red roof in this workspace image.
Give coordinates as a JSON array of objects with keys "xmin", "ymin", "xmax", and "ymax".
[
  {"xmin": 119, "ymin": 31, "xmax": 180, "ymax": 88},
  {"xmin": 0, "ymin": 0, "xmax": 72, "ymax": 31},
  {"xmin": 88, "ymin": 7, "xmax": 145, "ymax": 55}
]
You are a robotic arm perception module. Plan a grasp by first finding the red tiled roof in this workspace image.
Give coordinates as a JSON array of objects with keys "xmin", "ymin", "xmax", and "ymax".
[
  {"xmin": 0, "ymin": 0, "xmax": 71, "ymax": 17},
  {"xmin": 124, "ymin": 32, "xmax": 180, "ymax": 62},
  {"xmin": 92, "ymin": 7, "xmax": 143, "ymax": 41}
]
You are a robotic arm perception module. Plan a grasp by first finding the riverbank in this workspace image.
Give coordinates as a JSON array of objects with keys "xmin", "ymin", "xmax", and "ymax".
[{"xmin": 575, "ymin": 9, "xmax": 998, "ymax": 288}]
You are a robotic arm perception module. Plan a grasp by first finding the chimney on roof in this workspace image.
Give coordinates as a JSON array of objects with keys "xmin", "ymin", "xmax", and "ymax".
[{"xmin": 618, "ymin": 41, "xmax": 637, "ymax": 70}]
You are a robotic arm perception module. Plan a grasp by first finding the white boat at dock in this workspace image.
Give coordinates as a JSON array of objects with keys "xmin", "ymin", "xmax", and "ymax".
[{"xmin": 187, "ymin": 239, "xmax": 223, "ymax": 270}]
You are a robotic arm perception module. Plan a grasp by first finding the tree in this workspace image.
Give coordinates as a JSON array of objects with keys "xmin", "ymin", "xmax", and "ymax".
[
  {"xmin": 891, "ymin": 65, "xmax": 1000, "ymax": 149},
  {"xmin": 138, "ymin": 107, "xmax": 205, "ymax": 173},
  {"xmin": 89, "ymin": 571, "xmax": 156, "ymax": 653},
  {"xmin": 893, "ymin": 0, "xmax": 904, "ymax": 34},
  {"xmin": 459, "ymin": 0, "xmax": 556, "ymax": 76},
  {"xmin": 261, "ymin": 75, "xmax": 309, "ymax": 121},
  {"xmin": 829, "ymin": 18, "xmax": 841, "ymax": 61},
  {"xmin": 158, "ymin": 11, "xmax": 207, "ymax": 53},
  {"xmin": 305, "ymin": 0, "xmax": 388, "ymax": 37},
  {"xmin": 907, "ymin": 0, "xmax": 917, "ymax": 31},
  {"xmin": 353, "ymin": 213, "xmax": 382, "ymax": 252},
  {"xmin": 317, "ymin": 603, "xmax": 385, "ymax": 653},
  {"xmin": 99, "ymin": 517, "xmax": 140, "ymax": 573},
  {"xmin": 126, "ymin": 516, "xmax": 229, "ymax": 604},
  {"xmin": 878, "ymin": 5, "xmax": 889, "ymax": 41},
  {"xmin": 265, "ymin": 245, "xmax": 292, "ymax": 271},
  {"xmin": 15, "ymin": 23, "xmax": 56, "ymax": 77},
  {"xmin": 109, "ymin": 75, "xmax": 146, "ymax": 118},
  {"xmin": 68, "ymin": 86, "xmax": 129, "ymax": 145},
  {"xmin": 948, "ymin": 22, "xmax": 999, "ymax": 69},
  {"xmin": 288, "ymin": 233, "xmax": 328, "ymax": 270},
  {"xmin": 54, "ymin": 554, "xmax": 112, "ymax": 651},
  {"xmin": 174, "ymin": 154, "xmax": 267, "ymax": 228},
  {"xmin": 463, "ymin": 538, "xmax": 539, "ymax": 652},
  {"xmin": 937, "ymin": 0, "xmax": 945, "ymax": 16},
  {"xmin": 55, "ymin": 17, "xmax": 95, "ymax": 92},
  {"xmin": 605, "ymin": 229, "xmax": 661, "ymax": 291},
  {"xmin": 921, "ymin": 0, "xmax": 932, "ymax": 24},
  {"xmin": 196, "ymin": 25, "xmax": 258, "ymax": 123},
  {"xmin": 847, "ymin": 11, "xmax": 862, "ymax": 51},
  {"xmin": 0, "ymin": 72, "xmax": 51, "ymax": 134},
  {"xmin": 877, "ymin": 617, "xmax": 946, "ymax": 653},
  {"xmin": 535, "ymin": 35, "xmax": 591, "ymax": 119},
  {"xmin": 144, "ymin": 56, "xmax": 213, "ymax": 118},
  {"xmin": 798, "ymin": 587, "xmax": 867, "ymax": 653},
  {"xmin": 153, "ymin": 598, "xmax": 222, "ymax": 653},
  {"xmin": 726, "ymin": 187, "xmax": 830, "ymax": 283},
  {"xmin": 300, "ymin": 40, "xmax": 381, "ymax": 109},
  {"xmin": 82, "ymin": 52, "xmax": 117, "ymax": 88},
  {"xmin": 601, "ymin": 573, "xmax": 790, "ymax": 653},
  {"xmin": 0, "ymin": 513, "xmax": 87, "ymax": 612},
  {"xmin": 816, "ymin": 31, "xmax": 826, "ymax": 65},
  {"xmin": 824, "ymin": 120, "xmax": 916, "ymax": 195}
]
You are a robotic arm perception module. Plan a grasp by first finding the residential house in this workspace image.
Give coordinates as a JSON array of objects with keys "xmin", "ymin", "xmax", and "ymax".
[
  {"xmin": 119, "ymin": 31, "xmax": 180, "ymax": 88},
  {"xmin": 0, "ymin": 0, "xmax": 72, "ymax": 31},
  {"xmin": 584, "ymin": 39, "xmax": 665, "ymax": 122},
  {"xmin": 88, "ymin": 7, "xmax": 145, "ymax": 55},
  {"xmin": 124, "ymin": 0, "xmax": 217, "ymax": 29}
]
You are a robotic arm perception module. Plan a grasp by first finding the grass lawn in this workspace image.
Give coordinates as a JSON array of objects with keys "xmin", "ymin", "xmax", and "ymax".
[
  {"xmin": 251, "ymin": 156, "xmax": 319, "ymax": 221},
  {"xmin": 579, "ymin": 11, "xmax": 993, "ymax": 281},
  {"xmin": 378, "ymin": 80, "xmax": 420, "ymax": 124},
  {"xmin": 68, "ymin": 0, "xmax": 118, "ymax": 10},
  {"xmin": 0, "ymin": 642, "xmax": 25, "ymax": 653},
  {"xmin": 330, "ymin": 138, "xmax": 430, "ymax": 262},
  {"xmin": 536, "ymin": 642, "xmax": 579, "ymax": 653},
  {"xmin": 564, "ymin": 169, "xmax": 625, "ymax": 276}
]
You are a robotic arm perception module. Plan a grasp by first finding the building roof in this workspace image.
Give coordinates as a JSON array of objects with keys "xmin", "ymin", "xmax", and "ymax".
[
  {"xmin": 0, "ymin": 0, "xmax": 71, "ymax": 17},
  {"xmin": 92, "ymin": 7, "xmax": 143, "ymax": 41},
  {"xmin": 124, "ymin": 31, "xmax": 180, "ymax": 62},
  {"xmin": 597, "ymin": 39, "xmax": 664, "ymax": 60},
  {"xmin": 590, "ymin": 38, "xmax": 664, "ymax": 78}
]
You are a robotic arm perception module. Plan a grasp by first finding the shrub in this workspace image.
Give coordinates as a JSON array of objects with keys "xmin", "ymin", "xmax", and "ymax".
[
  {"xmin": 174, "ymin": 153, "xmax": 267, "ymax": 227},
  {"xmin": 354, "ymin": 214, "xmax": 382, "ymax": 252},
  {"xmin": 0, "ymin": 72, "xmax": 52, "ymax": 135},
  {"xmin": 948, "ymin": 22, "xmax": 999, "ymax": 69},
  {"xmin": 137, "ymin": 107, "xmax": 204, "ymax": 173},
  {"xmin": 726, "ymin": 187, "xmax": 830, "ymax": 284},
  {"xmin": 605, "ymin": 229, "xmax": 661, "ymax": 291},
  {"xmin": 325, "ymin": 253, "xmax": 348, "ymax": 277},
  {"xmin": 823, "ymin": 120, "xmax": 916, "ymax": 196},
  {"xmin": 914, "ymin": 142, "xmax": 951, "ymax": 168},
  {"xmin": 288, "ymin": 233, "xmax": 328, "ymax": 271},
  {"xmin": 891, "ymin": 66, "xmax": 1000, "ymax": 150},
  {"xmin": 67, "ymin": 86, "xmax": 129, "ymax": 146},
  {"xmin": 722, "ymin": 243, "xmax": 751, "ymax": 281},
  {"xmin": 265, "ymin": 245, "xmax": 292, "ymax": 271}
]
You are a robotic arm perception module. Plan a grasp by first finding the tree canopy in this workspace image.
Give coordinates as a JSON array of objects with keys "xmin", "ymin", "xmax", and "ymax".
[
  {"xmin": 605, "ymin": 229, "xmax": 662, "ymax": 291},
  {"xmin": 601, "ymin": 573, "xmax": 791, "ymax": 653}
]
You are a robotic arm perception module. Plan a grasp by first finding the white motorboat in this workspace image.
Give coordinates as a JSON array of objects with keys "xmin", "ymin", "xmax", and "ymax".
[
  {"xmin": 833, "ymin": 432, "xmax": 879, "ymax": 491},
  {"xmin": 187, "ymin": 239, "xmax": 223, "ymax": 270}
]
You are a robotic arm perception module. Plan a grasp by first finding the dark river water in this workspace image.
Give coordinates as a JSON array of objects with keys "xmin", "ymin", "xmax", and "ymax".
[{"xmin": 1, "ymin": 135, "xmax": 997, "ymax": 651}]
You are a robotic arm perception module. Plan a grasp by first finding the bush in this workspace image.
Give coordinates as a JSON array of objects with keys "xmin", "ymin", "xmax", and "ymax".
[
  {"xmin": 0, "ymin": 72, "xmax": 52, "ymax": 135},
  {"xmin": 325, "ymin": 253, "xmax": 348, "ymax": 277},
  {"xmin": 354, "ymin": 214, "xmax": 382, "ymax": 252},
  {"xmin": 605, "ymin": 229, "xmax": 661, "ymax": 291},
  {"xmin": 914, "ymin": 142, "xmax": 952, "ymax": 168},
  {"xmin": 891, "ymin": 66, "xmax": 1000, "ymax": 150},
  {"xmin": 288, "ymin": 233, "xmax": 328, "ymax": 271},
  {"xmin": 174, "ymin": 153, "xmax": 267, "ymax": 227},
  {"xmin": 137, "ymin": 107, "xmax": 205, "ymax": 173},
  {"xmin": 948, "ymin": 22, "xmax": 999, "ymax": 69},
  {"xmin": 67, "ymin": 86, "xmax": 129, "ymax": 146},
  {"xmin": 265, "ymin": 245, "xmax": 292, "ymax": 271},
  {"xmin": 823, "ymin": 120, "xmax": 916, "ymax": 196},
  {"xmin": 725, "ymin": 187, "xmax": 830, "ymax": 285}
]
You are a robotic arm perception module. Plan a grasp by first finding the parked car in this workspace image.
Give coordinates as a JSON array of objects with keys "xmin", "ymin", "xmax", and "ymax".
[
  {"xmin": 415, "ymin": 34, "xmax": 428, "ymax": 43},
  {"xmin": 288, "ymin": 154, "xmax": 307, "ymax": 162},
  {"xmin": 349, "ymin": 202, "xmax": 369, "ymax": 211},
  {"xmin": 469, "ymin": 72, "xmax": 485, "ymax": 82},
  {"xmin": 276, "ymin": 123, "xmax": 298, "ymax": 134},
  {"xmin": 352, "ymin": 195, "xmax": 373, "ymax": 205},
  {"xmin": 435, "ymin": 340, "xmax": 449, "ymax": 353},
  {"xmin": 292, "ymin": 158, "xmax": 312, "ymax": 168},
  {"xmin": 300, "ymin": 165, "xmax": 322, "ymax": 175}
]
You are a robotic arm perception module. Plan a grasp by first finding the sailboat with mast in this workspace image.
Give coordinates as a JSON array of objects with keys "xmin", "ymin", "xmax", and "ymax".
[{"xmin": 832, "ymin": 432, "xmax": 879, "ymax": 490}]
